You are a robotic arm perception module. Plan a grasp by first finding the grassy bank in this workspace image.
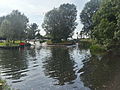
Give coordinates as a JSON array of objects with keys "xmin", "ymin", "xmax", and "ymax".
[
  {"xmin": 79, "ymin": 39, "xmax": 106, "ymax": 53},
  {"xmin": 78, "ymin": 39, "xmax": 93, "ymax": 49},
  {"xmin": 90, "ymin": 44, "xmax": 106, "ymax": 53},
  {"xmin": 0, "ymin": 42, "xmax": 19, "ymax": 46},
  {"xmin": 47, "ymin": 40, "xmax": 75, "ymax": 45},
  {"xmin": 0, "ymin": 40, "xmax": 25, "ymax": 47},
  {"xmin": 79, "ymin": 39, "xmax": 120, "ymax": 55}
]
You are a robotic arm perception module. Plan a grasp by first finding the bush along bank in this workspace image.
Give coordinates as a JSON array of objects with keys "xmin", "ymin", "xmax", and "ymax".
[
  {"xmin": 78, "ymin": 39, "xmax": 107, "ymax": 53},
  {"xmin": 90, "ymin": 44, "xmax": 106, "ymax": 53}
]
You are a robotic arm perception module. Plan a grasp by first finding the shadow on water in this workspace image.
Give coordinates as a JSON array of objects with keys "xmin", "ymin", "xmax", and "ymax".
[
  {"xmin": 0, "ymin": 47, "xmax": 41, "ymax": 83},
  {"xmin": 0, "ymin": 49, "xmax": 28, "ymax": 81},
  {"xmin": 1, "ymin": 45, "xmax": 120, "ymax": 90},
  {"xmin": 42, "ymin": 47, "xmax": 77, "ymax": 85},
  {"xmin": 79, "ymin": 51, "xmax": 120, "ymax": 90}
]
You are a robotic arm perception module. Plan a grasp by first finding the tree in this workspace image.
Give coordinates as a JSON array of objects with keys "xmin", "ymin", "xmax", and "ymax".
[
  {"xmin": 92, "ymin": 0, "xmax": 120, "ymax": 47},
  {"xmin": 59, "ymin": 4, "xmax": 77, "ymax": 40},
  {"xmin": 42, "ymin": 8, "xmax": 62, "ymax": 42},
  {"xmin": 0, "ymin": 19, "xmax": 13, "ymax": 40},
  {"xmin": 8, "ymin": 10, "xmax": 29, "ymax": 40},
  {"xmin": 0, "ymin": 16, "xmax": 6, "ymax": 25},
  {"xmin": 0, "ymin": 10, "xmax": 29, "ymax": 40},
  {"xmin": 0, "ymin": 16, "xmax": 8, "ymax": 38},
  {"xmin": 42, "ymin": 3, "xmax": 77, "ymax": 42},
  {"xmin": 80, "ymin": 0, "xmax": 101, "ymax": 37},
  {"xmin": 27, "ymin": 23, "xmax": 39, "ymax": 40}
]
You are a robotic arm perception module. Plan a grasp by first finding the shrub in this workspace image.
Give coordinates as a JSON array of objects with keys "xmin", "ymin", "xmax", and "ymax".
[{"xmin": 90, "ymin": 44, "xmax": 106, "ymax": 53}]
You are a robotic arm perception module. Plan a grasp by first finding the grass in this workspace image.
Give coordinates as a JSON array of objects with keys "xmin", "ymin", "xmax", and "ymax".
[
  {"xmin": 0, "ymin": 43, "xmax": 6, "ymax": 46},
  {"xmin": 90, "ymin": 44, "xmax": 106, "ymax": 53},
  {"xmin": 14, "ymin": 40, "xmax": 25, "ymax": 44},
  {"xmin": 79, "ymin": 38, "xmax": 97, "ymax": 44},
  {"xmin": 0, "ymin": 40, "xmax": 24, "ymax": 47},
  {"xmin": 79, "ymin": 38, "xmax": 106, "ymax": 52},
  {"xmin": 47, "ymin": 40, "xmax": 75, "ymax": 45},
  {"xmin": 47, "ymin": 40, "xmax": 52, "ymax": 44}
]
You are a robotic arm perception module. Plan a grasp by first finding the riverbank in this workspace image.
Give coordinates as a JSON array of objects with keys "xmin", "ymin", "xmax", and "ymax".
[
  {"xmin": 79, "ymin": 39, "xmax": 120, "ymax": 55},
  {"xmin": 0, "ymin": 41, "xmax": 31, "ymax": 49},
  {"xmin": 78, "ymin": 39, "xmax": 106, "ymax": 53},
  {"xmin": 47, "ymin": 40, "xmax": 75, "ymax": 46},
  {"xmin": 0, "ymin": 42, "xmax": 19, "ymax": 49}
]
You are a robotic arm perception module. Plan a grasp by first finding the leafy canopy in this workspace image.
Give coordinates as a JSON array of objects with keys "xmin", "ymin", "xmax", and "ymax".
[
  {"xmin": 42, "ymin": 3, "xmax": 77, "ymax": 42},
  {"xmin": 80, "ymin": 0, "xmax": 101, "ymax": 36},
  {"xmin": 0, "ymin": 10, "xmax": 29, "ymax": 40},
  {"xmin": 92, "ymin": 0, "xmax": 120, "ymax": 46}
]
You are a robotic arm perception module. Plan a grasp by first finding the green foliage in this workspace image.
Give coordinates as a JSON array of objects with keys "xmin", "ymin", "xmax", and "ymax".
[
  {"xmin": 90, "ymin": 44, "xmax": 106, "ymax": 53},
  {"xmin": 0, "ymin": 43, "xmax": 6, "ymax": 46},
  {"xmin": 80, "ymin": 0, "xmax": 101, "ymax": 36},
  {"xmin": 79, "ymin": 39, "xmax": 92, "ymax": 48},
  {"xmin": 0, "ymin": 19, "xmax": 13, "ymax": 39},
  {"xmin": 47, "ymin": 40, "xmax": 53, "ymax": 45},
  {"xmin": 80, "ymin": 38, "xmax": 96, "ymax": 43},
  {"xmin": 0, "ymin": 10, "xmax": 29, "ymax": 40},
  {"xmin": 0, "ymin": 40, "xmax": 25, "ymax": 46},
  {"xmin": 92, "ymin": 0, "xmax": 120, "ymax": 48},
  {"xmin": 42, "ymin": 3, "xmax": 77, "ymax": 42}
]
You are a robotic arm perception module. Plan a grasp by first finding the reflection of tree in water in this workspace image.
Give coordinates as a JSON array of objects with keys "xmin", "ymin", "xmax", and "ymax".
[
  {"xmin": 27, "ymin": 47, "xmax": 36, "ymax": 57},
  {"xmin": 79, "ymin": 52, "xmax": 120, "ymax": 90},
  {"xmin": 0, "ymin": 49, "xmax": 28, "ymax": 80},
  {"xmin": 43, "ymin": 47, "xmax": 77, "ymax": 85},
  {"xmin": 27, "ymin": 46, "xmax": 42, "ymax": 57}
]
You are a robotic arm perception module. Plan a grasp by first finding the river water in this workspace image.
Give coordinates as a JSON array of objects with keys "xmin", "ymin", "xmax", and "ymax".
[{"xmin": 0, "ymin": 45, "xmax": 120, "ymax": 90}]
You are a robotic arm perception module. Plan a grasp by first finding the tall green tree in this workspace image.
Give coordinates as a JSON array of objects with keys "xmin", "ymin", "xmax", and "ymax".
[
  {"xmin": 8, "ymin": 10, "xmax": 29, "ymax": 40},
  {"xmin": 80, "ymin": 0, "xmax": 101, "ymax": 37},
  {"xmin": 0, "ymin": 16, "xmax": 6, "ymax": 25},
  {"xmin": 59, "ymin": 4, "xmax": 77, "ymax": 40},
  {"xmin": 42, "ymin": 3, "xmax": 77, "ymax": 42},
  {"xmin": 92, "ymin": 0, "xmax": 120, "ymax": 47},
  {"xmin": 0, "ymin": 19, "xmax": 13, "ymax": 40},
  {"xmin": 0, "ymin": 10, "xmax": 29, "ymax": 40},
  {"xmin": 42, "ymin": 8, "xmax": 62, "ymax": 42}
]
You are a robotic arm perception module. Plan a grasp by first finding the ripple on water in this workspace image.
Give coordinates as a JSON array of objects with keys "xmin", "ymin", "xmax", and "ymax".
[{"xmin": 0, "ymin": 46, "xmax": 92, "ymax": 90}]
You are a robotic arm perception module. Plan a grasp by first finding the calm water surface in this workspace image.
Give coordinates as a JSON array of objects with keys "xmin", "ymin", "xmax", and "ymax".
[{"xmin": 0, "ymin": 45, "xmax": 120, "ymax": 90}]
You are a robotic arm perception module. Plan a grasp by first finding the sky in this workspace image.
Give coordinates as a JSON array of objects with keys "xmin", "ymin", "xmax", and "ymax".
[{"xmin": 0, "ymin": 0, "xmax": 89, "ymax": 38}]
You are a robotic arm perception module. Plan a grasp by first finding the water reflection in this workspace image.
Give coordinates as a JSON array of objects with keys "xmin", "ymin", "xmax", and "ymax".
[
  {"xmin": 27, "ymin": 47, "xmax": 36, "ymax": 58},
  {"xmin": 0, "ymin": 49, "xmax": 28, "ymax": 81},
  {"xmin": 80, "ymin": 52, "xmax": 120, "ymax": 90},
  {"xmin": 42, "ymin": 47, "xmax": 77, "ymax": 85},
  {"xmin": 1, "ymin": 45, "xmax": 120, "ymax": 90}
]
